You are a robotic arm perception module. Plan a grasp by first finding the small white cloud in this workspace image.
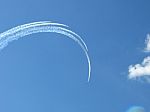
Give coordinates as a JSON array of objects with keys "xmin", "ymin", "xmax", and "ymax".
[
  {"xmin": 128, "ymin": 34, "xmax": 150, "ymax": 81},
  {"xmin": 144, "ymin": 34, "xmax": 150, "ymax": 52},
  {"xmin": 128, "ymin": 56, "xmax": 150, "ymax": 79}
]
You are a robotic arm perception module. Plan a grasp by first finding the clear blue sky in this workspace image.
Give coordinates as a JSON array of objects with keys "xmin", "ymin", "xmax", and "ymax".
[{"xmin": 0, "ymin": 0, "xmax": 150, "ymax": 112}]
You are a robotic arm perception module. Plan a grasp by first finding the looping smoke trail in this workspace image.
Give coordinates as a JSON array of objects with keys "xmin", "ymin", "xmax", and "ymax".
[{"xmin": 0, "ymin": 21, "xmax": 91, "ymax": 82}]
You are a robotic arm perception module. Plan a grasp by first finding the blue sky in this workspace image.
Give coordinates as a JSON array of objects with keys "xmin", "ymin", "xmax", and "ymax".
[{"xmin": 0, "ymin": 0, "xmax": 150, "ymax": 112}]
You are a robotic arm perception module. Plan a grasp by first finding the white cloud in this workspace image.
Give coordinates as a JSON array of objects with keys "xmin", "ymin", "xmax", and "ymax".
[
  {"xmin": 128, "ymin": 34, "xmax": 150, "ymax": 80},
  {"xmin": 144, "ymin": 34, "xmax": 150, "ymax": 52},
  {"xmin": 128, "ymin": 56, "xmax": 150, "ymax": 79}
]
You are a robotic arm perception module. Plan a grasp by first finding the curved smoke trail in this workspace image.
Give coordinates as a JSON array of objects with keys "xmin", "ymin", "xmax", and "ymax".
[{"xmin": 0, "ymin": 21, "xmax": 91, "ymax": 81}]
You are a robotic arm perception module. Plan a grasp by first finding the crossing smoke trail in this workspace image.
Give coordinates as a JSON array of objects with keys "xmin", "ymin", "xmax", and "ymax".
[{"xmin": 0, "ymin": 21, "xmax": 91, "ymax": 82}]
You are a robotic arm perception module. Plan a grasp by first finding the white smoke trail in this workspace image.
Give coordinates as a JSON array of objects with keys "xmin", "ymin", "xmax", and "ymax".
[{"xmin": 0, "ymin": 21, "xmax": 91, "ymax": 81}]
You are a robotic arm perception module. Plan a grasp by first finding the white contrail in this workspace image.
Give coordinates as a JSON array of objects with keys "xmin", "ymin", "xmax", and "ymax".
[{"xmin": 0, "ymin": 21, "xmax": 91, "ymax": 81}]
